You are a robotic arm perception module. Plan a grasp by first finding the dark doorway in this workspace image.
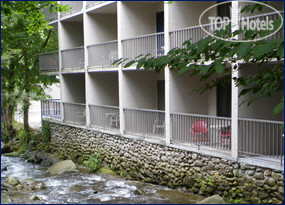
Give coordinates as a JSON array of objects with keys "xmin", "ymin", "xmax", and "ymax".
[
  {"xmin": 217, "ymin": 83, "xmax": 231, "ymax": 117},
  {"xmin": 157, "ymin": 80, "xmax": 165, "ymax": 110},
  {"xmin": 156, "ymin": 11, "xmax": 164, "ymax": 57},
  {"xmin": 217, "ymin": 1, "xmax": 230, "ymax": 18},
  {"xmin": 156, "ymin": 11, "xmax": 164, "ymax": 32}
]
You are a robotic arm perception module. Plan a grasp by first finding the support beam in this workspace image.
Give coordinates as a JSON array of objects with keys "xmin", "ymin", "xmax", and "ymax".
[
  {"xmin": 231, "ymin": 1, "xmax": 239, "ymax": 160},
  {"xmin": 117, "ymin": 1, "xmax": 125, "ymax": 135},
  {"xmin": 164, "ymin": 2, "xmax": 171, "ymax": 144}
]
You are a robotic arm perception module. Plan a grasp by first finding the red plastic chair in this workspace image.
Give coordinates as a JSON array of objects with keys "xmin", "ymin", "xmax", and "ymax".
[
  {"xmin": 191, "ymin": 120, "xmax": 208, "ymax": 143},
  {"xmin": 220, "ymin": 126, "xmax": 231, "ymax": 147}
]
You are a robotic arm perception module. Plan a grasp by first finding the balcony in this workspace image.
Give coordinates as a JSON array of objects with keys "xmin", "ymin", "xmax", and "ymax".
[
  {"xmin": 61, "ymin": 47, "xmax": 84, "ymax": 72},
  {"xmin": 124, "ymin": 108, "xmax": 165, "ymax": 138},
  {"xmin": 60, "ymin": 1, "xmax": 83, "ymax": 18},
  {"xmin": 41, "ymin": 99, "xmax": 61, "ymax": 119},
  {"xmin": 62, "ymin": 102, "xmax": 86, "ymax": 125},
  {"xmin": 87, "ymin": 41, "xmax": 118, "ymax": 70},
  {"xmin": 122, "ymin": 32, "xmax": 164, "ymax": 63},
  {"xmin": 41, "ymin": 7, "xmax": 58, "ymax": 22},
  {"xmin": 170, "ymin": 11, "xmax": 284, "ymax": 49},
  {"xmin": 89, "ymin": 104, "xmax": 120, "ymax": 130},
  {"xmin": 171, "ymin": 112, "xmax": 283, "ymax": 164},
  {"xmin": 86, "ymin": 1, "xmax": 105, "ymax": 9},
  {"xmin": 39, "ymin": 51, "xmax": 59, "ymax": 73},
  {"xmin": 42, "ymin": 100, "xmax": 284, "ymax": 166}
]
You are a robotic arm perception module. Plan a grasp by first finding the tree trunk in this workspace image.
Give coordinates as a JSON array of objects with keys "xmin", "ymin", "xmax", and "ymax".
[
  {"xmin": 1, "ymin": 61, "xmax": 17, "ymax": 141},
  {"xmin": 23, "ymin": 48, "xmax": 30, "ymax": 134}
]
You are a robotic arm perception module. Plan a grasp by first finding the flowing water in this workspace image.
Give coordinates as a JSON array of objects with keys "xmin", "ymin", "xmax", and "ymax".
[{"xmin": 1, "ymin": 155, "xmax": 204, "ymax": 204}]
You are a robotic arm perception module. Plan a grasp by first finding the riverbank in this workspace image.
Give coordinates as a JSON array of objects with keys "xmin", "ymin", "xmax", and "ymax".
[
  {"xmin": 46, "ymin": 120, "xmax": 284, "ymax": 204},
  {"xmin": 1, "ymin": 154, "xmax": 208, "ymax": 204}
]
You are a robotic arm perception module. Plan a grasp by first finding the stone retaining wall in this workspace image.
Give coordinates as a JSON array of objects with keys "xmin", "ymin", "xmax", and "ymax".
[{"xmin": 46, "ymin": 121, "xmax": 284, "ymax": 204}]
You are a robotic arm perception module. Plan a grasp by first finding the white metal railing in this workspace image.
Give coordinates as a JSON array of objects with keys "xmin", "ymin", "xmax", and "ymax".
[
  {"xmin": 170, "ymin": 12, "xmax": 284, "ymax": 49},
  {"xmin": 87, "ymin": 41, "xmax": 118, "ymax": 69},
  {"xmin": 122, "ymin": 32, "xmax": 164, "ymax": 62},
  {"xmin": 39, "ymin": 51, "xmax": 59, "ymax": 72},
  {"xmin": 238, "ymin": 118, "xmax": 284, "ymax": 163},
  {"xmin": 89, "ymin": 104, "xmax": 120, "ymax": 130},
  {"xmin": 171, "ymin": 112, "xmax": 232, "ymax": 150},
  {"xmin": 41, "ymin": 7, "xmax": 58, "ymax": 22},
  {"xmin": 60, "ymin": 1, "xmax": 83, "ymax": 17},
  {"xmin": 63, "ymin": 102, "xmax": 86, "ymax": 125},
  {"xmin": 41, "ymin": 99, "xmax": 61, "ymax": 119},
  {"xmin": 239, "ymin": 11, "xmax": 284, "ymax": 41},
  {"xmin": 86, "ymin": 1, "xmax": 103, "ymax": 9},
  {"xmin": 170, "ymin": 25, "xmax": 211, "ymax": 49},
  {"xmin": 124, "ymin": 108, "xmax": 165, "ymax": 138},
  {"xmin": 61, "ymin": 47, "xmax": 84, "ymax": 71}
]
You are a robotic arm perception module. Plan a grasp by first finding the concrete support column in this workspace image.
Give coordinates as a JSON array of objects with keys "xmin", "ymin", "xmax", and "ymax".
[
  {"xmin": 231, "ymin": 1, "xmax": 239, "ymax": 160},
  {"xmin": 58, "ymin": 21, "xmax": 64, "ymax": 122},
  {"xmin": 164, "ymin": 2, "xmax": 171, "ymax": 144},
  {"xmin": 83, "ymin": 12, "xmax": 90, "ymax": 127},
  {"xmin": 117, "ymin": 1, "xmax": 125, "ymax": 135}
]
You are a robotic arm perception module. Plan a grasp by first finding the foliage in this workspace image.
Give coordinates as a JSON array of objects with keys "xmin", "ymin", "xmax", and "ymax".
[
  {"xmin": 84, "ymin": 151, "xmax": 103, "ymax": 173},
  {"xmin": 196, "ymin": 176, "xmax": 215, "ymax": 190},
  {"xmin": 114, "ymin": 3, "xmax": 284, "ymax": 113},
  {"xmin": 55, "ymin": 150, "xmax": 67, "ymax": 160},
  {"xmin": 1, "ymin": 1, "xmax": 68, "ymax": 138},
  {"xmin": 98, "ymin": 167, "xmax": 117, "ymax": 176}
]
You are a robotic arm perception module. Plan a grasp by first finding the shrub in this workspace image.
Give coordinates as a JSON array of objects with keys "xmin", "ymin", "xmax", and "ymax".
[{"xmin": 84, "ymin": 151, "xmax": 103, "ymax": 172}]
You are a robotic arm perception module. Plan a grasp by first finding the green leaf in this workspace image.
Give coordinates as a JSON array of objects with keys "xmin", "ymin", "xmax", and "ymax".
[
  {"xmin": 253, "ymin": 41, "xmax": 274, "ymax": 59},
  {"xmin": 277, "ymin": 43, "xmax": 284, "ymax": 59},
  {"xmin": 273, "ymin": 98, "xmax": 284, "ymax": 114},
  {"xmin": 124, "ymin": 60, "xmax": 136, "ymax": 68},
  {"xmin": 236, "ymin": 42, "xmax": 251, "ymax": 59},
  {"xmin": 214, "ymin": 61, "xmax": 224, "ymax": 74}
]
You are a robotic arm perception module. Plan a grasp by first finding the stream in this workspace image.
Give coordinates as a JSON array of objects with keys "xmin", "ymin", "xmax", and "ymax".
[{"xmin": 1, "ymin": 155, "xmax": 204, "ymax": 204}]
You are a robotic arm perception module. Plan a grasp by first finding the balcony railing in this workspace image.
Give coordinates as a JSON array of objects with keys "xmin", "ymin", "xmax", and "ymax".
[
  {"xmin": 124, "ymin": 108, "xmax": 165, "ymax": 138},
  {"xmin": 89, "ymin": 104, "xmax": 120, "ymax": 130},
  {"xmin": 87, "ymin": 41, "xmax": 118, "ymax": 69},
  {"xmin": 239, "ymin": 118, "xmax": 284, "ymax": 162},
  {"xmin": 171, "ymin": 112, "xmax": 232, "ymax": 150},
  {"xmin": 41, "ymin": 7, "xmax": 58, "ymax": 22},
  {"xmin": 86, "ymin": 1, "xmax": 104, "ymax": 9},
  {"xmin": 239, "ymin": 11, "xmax": 284, "ymax": 41},
  {"xmin": 170, "ymin": 11, "xmax": 284, "ymax": 49},
  {"xmin": 60, "ymin": 1, "xmax": 83, "ymax": 17},
  {"xmin": 61, "ymin": 47, "xmax": 84, "ymax": 71},
  {"xmin": 41, "ymin": 99, "xmax": 61, "ymax": 119},
  {"xmin": 63, "ymin": 102, "xmax": 86, "ymax": 125},
  {"xmin": 122, "ymin": 32, "xmax": 164, "ymax": 62},
  {"xmin": 39, "ymin": 51, "xmax": 59, "ymax": 72}
]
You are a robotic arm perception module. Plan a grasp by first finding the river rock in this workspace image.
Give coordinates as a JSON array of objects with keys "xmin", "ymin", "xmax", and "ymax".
[
  {"xmin": 30, "ymin": 195, "xmax": 41, "ymax": 201},
  {"xmin": 21, "ymin": 178, "xmax": 36, "ymax": 185},
  {"xmin": 1, "ymin": 143, "xmax": 12, "ymax": 154},
  {"xmin": 196, "ymin": 194, "xmax": 225, "ymax": 204},
  {"xmin": 4, "ymin": 176, "xmax": 20, "ymax": 186},
  {"xmin": 48, "ymin": 160, "xmax": 78, "ymax": 175}
]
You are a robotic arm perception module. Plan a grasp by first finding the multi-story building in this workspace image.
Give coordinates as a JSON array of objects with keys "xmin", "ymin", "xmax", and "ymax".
[{"xmin": 40, "ymin": 1, "xmax": 284, "ymax": 170}]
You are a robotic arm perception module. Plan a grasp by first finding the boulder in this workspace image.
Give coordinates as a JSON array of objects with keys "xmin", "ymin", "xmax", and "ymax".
[
  {"xmin": 1, "ymin": 143, "xmax": 12, "ymax": 154},
  {"xmin": 196, "ymin": 195, "xmax": 225, "ymax": 204},
  {"xmin": 48, "ymin": 160, "xmax": 78, "ymax": 175},
  {"xmin": 21, "ymin": 178, "xmax": 36, "ymax": 185},
  {"xmin": 30, "ymin": 195, "xmax": 41, "ymax": 201},
  {"xmin": 4, "ymin": 176, "xmax": 20, "ymax": 186}
]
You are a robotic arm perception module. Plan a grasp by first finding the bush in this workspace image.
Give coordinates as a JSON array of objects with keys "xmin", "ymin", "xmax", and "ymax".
[{"xmin": 84, "ymin": 151, "xmax": 103, "ymax": 172}]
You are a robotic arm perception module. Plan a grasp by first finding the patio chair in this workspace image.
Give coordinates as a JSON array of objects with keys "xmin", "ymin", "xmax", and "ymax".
[
  {"xmin": 219, "ymin": 125, "xmax": 231, "ymax": 147},
  {"xmin": 75, "ymin": 108, "xmax": 86, "ymax": 124},
  {"xmin": 190, "ymin": 120, "xmax": 208, "ymax": 144},
  {"xmin": 109, "ymin": 113, "xmax": 120, "ymax": 128},
  {"xmin": 153, "ymin": 120, "xmax": 165, "ymax": 134}
]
